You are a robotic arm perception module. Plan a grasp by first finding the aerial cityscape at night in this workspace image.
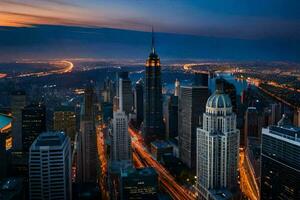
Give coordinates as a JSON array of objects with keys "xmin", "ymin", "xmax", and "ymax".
[{"xmin": 0, "ymin": 1, "xmax": 300, "ymax": 200}]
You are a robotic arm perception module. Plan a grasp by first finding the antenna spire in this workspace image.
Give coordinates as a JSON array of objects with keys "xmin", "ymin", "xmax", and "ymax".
[{"xmin": 151, "ymin": 26, "xmax": 155, "ymax": 54}]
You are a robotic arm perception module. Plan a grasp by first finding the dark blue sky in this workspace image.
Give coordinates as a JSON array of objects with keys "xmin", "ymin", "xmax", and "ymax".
[{"xmin": 1, "ymin": 0, "xmax": 300, "ymax": 39}]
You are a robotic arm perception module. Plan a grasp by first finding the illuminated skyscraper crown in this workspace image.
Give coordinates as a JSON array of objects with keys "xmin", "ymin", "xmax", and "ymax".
[{"xmin": 146, "ymin": 27, "xmax": 160, "ymax": 67}]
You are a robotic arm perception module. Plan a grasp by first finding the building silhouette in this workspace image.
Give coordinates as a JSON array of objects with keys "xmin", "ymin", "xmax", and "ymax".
[
  {"xmin": 165, "ymin": 94, "xmax": 178, "ymax": 139},
  {"xmin": 22, "ymin": 103, "xmax": 46, "ymax": 152},
  {"xmin": 134, "ymin": 79, "xmax": 144, "ymax": 127},
  {"xmin": 178, "ymin": 86, "xmax": 209, "ymax": 170},
  {"xmin": 118, "ymin": 72, "xmax": 133, "ymax": 115},
  {"xmin": 11, "ymin": 90, "xmax": 26, "ymax": 151},
  {"xmin": 77, "ymin": 85, "xmax": 97, "ymax": 183},
  {"xmin": 143, "ymin": 29, "xmax": 164, "ymax": 144}
]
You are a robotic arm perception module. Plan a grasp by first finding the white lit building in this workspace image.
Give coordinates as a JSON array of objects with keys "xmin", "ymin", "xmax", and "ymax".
[
  {"xmin": 111, "ymin": 110, "xmax": 131, "ymax": 161},
  {"xmin": 197, "ymin": 89, "xmax": 240, "ymax": 200},
  {"xmin": 29, "ymin": 132, "xmax": 72, "ymax": 200}
]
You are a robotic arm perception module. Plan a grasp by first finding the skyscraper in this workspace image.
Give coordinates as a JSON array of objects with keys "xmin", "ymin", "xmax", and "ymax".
[
  {"xmin": 165, "ymin": 94, "xmax": 178, "ymax": 139},
  {"xmin": 143, "ymin": 30, "xmax": 164, "ymax": 144},
  {"xmin": 118, "ymin": 72, "xmax": 133, "ymax": 115},
  {"xmin": 77, "ymin": 85, "xmax": 98, "ymax": 183},
  {"xmin": 22, "ymin": 103, "xmax": 46, "ymax": 152},
  {"xmin": 178, "ymin": 86, "xmax": 209, "ymax": 170},
  {"xmin": 29, "ymin": 132, "xmax": 72, "ymax": 200},
  {"xmin": 193, "ymin": 72, "xmax": 209, "ymax": 87},
  {"xmin": 11, "ymin": 90, "xmax": 26, "ymax": 151},
  {"xmin": 111, "ymin": 110, "xmax": 131, "ymax": 161},
  {"xmin": 53, "ymin": 106, "xmax": 76, "ymax": 144},
  {"xmin": 244, "ymin": 107, "xmax": 262, "ymax": 146},
  {"xmin": 269, "ymin": 103, "xmax": 282, "ymax": 125},
  {"xmin": 101, "ymin": 77, "xmax": 116, "ymax": 103},
  {"xmin": 261, "ymin": 115, "xmax": 300, "ymax": 199},
  {"xmin": 134, "ymin": 79, "xmax": 144, "ymax": 127},
  {"xmin": 196, "ymin": 89, "xmax": 240, "ymax": 200}
]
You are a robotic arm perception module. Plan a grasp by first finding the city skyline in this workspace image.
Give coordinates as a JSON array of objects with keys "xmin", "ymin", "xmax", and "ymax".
[{"xmin": 0, "ymin": 2, "xmax": 299, "ymax": 200}]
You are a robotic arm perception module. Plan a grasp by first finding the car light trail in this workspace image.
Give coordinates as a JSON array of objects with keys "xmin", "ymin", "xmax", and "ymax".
[{"xmin": 129, "ymin": 126, "xmax": 195, "ymax": 200}]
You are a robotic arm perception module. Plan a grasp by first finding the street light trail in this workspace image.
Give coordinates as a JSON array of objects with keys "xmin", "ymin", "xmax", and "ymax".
[
  {"xmin": 239, "ymin": 149, "xmax": 259, "ymax": 200},
  {"xmin": 129, "ymin": 126, "xmax": 195, "ymax": 200}
]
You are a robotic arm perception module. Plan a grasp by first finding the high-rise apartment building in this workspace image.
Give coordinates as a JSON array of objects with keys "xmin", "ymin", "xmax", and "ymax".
[
  {"xmin": 178, "ymin": 86, "xmax": 209, "ymax": 170},
  {"xmin": 29, "ymin": 132, "xmax": 72, "ymax": 200},
  {"xmin": 22, "ymin": 103, "xmax": 46, "ymax": 152},
  {"xmin": 197, "ymin": 89, "xmax": 240, "ymax": 200},
  {"xmin": 143, "ymin": 31, "xmax": 164, "ymax": 144},
  {"xmin": 261, "ymin": 115, "xmax": 300, "ymax": 199},
  {"xmin": 11, "ymin": 90, "xmax": 26, "ymax": 151},
  {"xmin": 111, "ymin": 110, "xmax": 131, "ymax": 161}
]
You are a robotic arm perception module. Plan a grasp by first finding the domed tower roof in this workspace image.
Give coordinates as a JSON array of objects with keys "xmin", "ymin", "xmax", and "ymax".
[{"xmin": 206, "ymin": 89, "xmax": 232, "ymax": 115}]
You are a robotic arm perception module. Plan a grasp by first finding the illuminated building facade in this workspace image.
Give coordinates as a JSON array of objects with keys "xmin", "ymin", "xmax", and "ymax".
[
  {"xmin": 261, "ymin": 115, "xmax": 300, "ymax": 199},
  {"xmin": 143, "ymin": 31, "xmax": 164, "ymax": 144},
  {"xmin": 197, "ymin": 89, "xmax": 240, "ymax": 200},
  {"xmin": 53, "ymin": 106, "xmax": 76, "ymax": 144},
  {"xmin": 111, "ymin": 110, "xmax": 131, "ymax": 161}
]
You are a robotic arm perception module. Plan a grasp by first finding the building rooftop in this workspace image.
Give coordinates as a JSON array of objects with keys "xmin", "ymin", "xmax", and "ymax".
[
  {"xmin": 32, "ymin": 131, "xmax": 67, "ymax": 147},
  {"xmin": 54, "ymin": 105, "xmax": 74, "ymax": 112},
  {"xmin": 208, "ymin": 189, "xmax": 233, "ymax": 200},
  {"xmin": 206, "ymin": 90, "xmax": 232, "ymax": 109},
  {"xmin": 121, "ymin": 167, "xmax": 157, "ymax": 178},
  {"xmin": 151, "ymin": 140, "xmax": 172, "ymax": 149}
]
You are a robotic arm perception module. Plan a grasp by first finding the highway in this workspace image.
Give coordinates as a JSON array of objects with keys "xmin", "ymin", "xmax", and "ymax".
[
  {"xmin": 239, "ymin": 149, "xmax": 260, "ymax": 200},
  {"xmin": 96, "ymin": 125, "xmax": 110, "ymax": 200},
  {"xmin": 16, "ymin": 60, "xmax": 74, "ymax": 78},
  {"xmin": 129, "ymin": 127, "xmax": 196, "ymax": 200}
]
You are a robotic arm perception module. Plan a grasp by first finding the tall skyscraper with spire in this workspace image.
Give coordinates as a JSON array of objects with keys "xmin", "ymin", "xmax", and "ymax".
[{"xmin": 143, "ymin": 29, "xmax": 164, "ymax": 144}]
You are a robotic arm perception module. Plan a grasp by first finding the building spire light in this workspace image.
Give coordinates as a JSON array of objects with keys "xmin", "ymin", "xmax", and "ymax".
[{"xmin": 151, "ymin": 26, "xmax": 155, "ymax": 54}]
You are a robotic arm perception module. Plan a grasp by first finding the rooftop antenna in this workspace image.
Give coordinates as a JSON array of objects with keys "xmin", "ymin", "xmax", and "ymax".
[{"xmin": 151, "ymin": 26, "xmax": 155, "ymax": 54}]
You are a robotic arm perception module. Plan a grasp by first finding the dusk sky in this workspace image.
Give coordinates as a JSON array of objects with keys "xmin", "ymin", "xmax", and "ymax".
[{"xmin": 1, "ymin": 0, "xmax": 300, "ymax": 39}]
